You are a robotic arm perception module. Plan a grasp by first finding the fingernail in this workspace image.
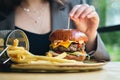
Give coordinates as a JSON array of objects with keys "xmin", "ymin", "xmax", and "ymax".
[{"xmin": 69, "ymin": 13, "xmax": 73, "ymax": 17}]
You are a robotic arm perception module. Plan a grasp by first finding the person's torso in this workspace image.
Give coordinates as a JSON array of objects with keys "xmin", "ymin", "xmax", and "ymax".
[
  {"xmin": 16, "ymin": 27, "xmax": 51, "ymax": 55},
  {"xmin": 0, "ymin": 0, "xmax": 82, "ymax": 55}
]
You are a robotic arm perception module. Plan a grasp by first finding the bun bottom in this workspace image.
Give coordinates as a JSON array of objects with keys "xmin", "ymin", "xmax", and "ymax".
[
  {"xmin": 49, "ymin": 51, "xmax": 87, "ymax": 61},
  {"xmin": 65, "ymin": 54, "xmax": 86, "ymax": 61}
]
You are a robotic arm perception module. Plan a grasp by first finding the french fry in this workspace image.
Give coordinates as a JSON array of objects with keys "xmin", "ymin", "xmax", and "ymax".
[
  {"xmin": 8, "ymin": 45, "xmax": 25, "ymax": 50},
  {"xmin": 7, "ymin": 39, "xmax": 77, "ymax": 64},
  {"xmin": 7, "ymin": 50, "xmax": 34, "ymax": 63},
  {"xmin": 13, "ymin": 39, "xmax": 19, "ymax": 47},
  {"xmin": 46, "ymin": 52, "xmax": 53, "ymax": 57},
  {"xmin": 8, "ymin": 52, "xmax": 76, "ymax": 63},
  {"xmin": 34, "ymin": 56, "xmax": 76, "ymax": 63},
  {"xmin": 7, "ymin": 48, "xmax": 76, "ymax": 63},
  {"xmin": 55, "ymin": 52, "xmax": 67, "ymax": 59}
]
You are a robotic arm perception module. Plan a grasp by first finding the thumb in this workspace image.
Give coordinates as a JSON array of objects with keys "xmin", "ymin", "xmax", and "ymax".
[{"xmin": 69, "ymin": 16, "xmax": 80, "ymax": 24}]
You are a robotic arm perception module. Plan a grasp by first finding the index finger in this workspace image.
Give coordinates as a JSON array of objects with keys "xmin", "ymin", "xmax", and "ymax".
[{"xmin": 69, "ymin": 5, "xmax": 81, "ymax": 17}]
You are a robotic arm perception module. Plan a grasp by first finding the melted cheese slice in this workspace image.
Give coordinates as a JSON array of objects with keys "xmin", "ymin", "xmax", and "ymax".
[{"xmin": 50, "ymin": 40, "xmax": 76, "ymax": 49}]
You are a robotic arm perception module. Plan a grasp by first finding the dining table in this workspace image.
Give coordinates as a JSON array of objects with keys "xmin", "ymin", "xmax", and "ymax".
[{"xmin": 0, "ymin": 62, "xmax": 120, "ymax": 80}]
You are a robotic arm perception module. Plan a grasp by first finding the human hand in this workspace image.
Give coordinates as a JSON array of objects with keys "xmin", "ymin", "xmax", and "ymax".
[
  {"xmin": 69, "ymin": 4, "xmax": 99, "ymax": 38},
  {"xmin": 69, "ymin": 4, "xmax": 100, "ymax": 52}
]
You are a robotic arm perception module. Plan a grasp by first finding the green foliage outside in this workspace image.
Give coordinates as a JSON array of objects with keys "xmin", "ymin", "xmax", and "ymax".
[
  {"xmin": 92, "ymin": 0, "xmax": 106, "ymax": 27},
  {"xmin": 100, "ymin": 32, "xmax": 120, "ymax": 61},
  {"xmin": 92, "ymin": 0, "xmax": 120, "ymax": 61}
]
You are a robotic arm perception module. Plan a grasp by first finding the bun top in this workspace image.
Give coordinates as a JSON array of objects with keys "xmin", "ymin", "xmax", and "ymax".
[{"xmin": 49, "ymin": 29, "xmax": 88, "ymax": 42}]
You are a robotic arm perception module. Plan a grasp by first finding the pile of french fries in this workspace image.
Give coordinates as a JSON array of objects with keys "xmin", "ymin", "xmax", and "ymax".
[{"xmin": 7, "ymin": 39, "xmax": 78, "ymax": 64}]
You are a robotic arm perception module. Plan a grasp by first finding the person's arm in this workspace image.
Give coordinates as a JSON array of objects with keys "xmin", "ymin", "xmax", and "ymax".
[
  {"xmin": 69, "ymin": 4, "xmax": 110, "ymax": 61},
  {"xmin": 88, "ymin": 34, "xmax": 110, "ymax": 61}
]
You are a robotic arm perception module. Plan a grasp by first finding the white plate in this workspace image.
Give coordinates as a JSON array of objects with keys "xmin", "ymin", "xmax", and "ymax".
[{"xmin": 11, "ymin": 61, "xmax": 107, "ymax": 72}]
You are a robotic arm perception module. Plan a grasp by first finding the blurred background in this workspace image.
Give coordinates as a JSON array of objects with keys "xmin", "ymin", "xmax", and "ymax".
[{"xmin": 85, "ymin": 0, "xmax": 120, "ymax": 61}]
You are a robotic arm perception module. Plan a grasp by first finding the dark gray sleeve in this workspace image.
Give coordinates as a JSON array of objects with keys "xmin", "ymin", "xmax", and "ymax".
[{"xmin": 88, "ymin": 34, "xmax": 111, "ymax": 62}]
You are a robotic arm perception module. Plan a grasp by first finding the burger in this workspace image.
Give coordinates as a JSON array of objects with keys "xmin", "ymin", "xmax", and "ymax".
[{"xmin": 49, "ymin": 29, "xmax": 88, "ymax": 61}]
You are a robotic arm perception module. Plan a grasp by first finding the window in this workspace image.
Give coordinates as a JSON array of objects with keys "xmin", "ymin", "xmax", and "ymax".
[{"xmin": 86, "ymin": 0, "xmax": 120, "ymax": 61}]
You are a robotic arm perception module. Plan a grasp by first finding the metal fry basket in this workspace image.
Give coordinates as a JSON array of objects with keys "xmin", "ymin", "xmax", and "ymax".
[{"xmin": 0, "ymin": 29, "xmax": 29, "ymax": 64}]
